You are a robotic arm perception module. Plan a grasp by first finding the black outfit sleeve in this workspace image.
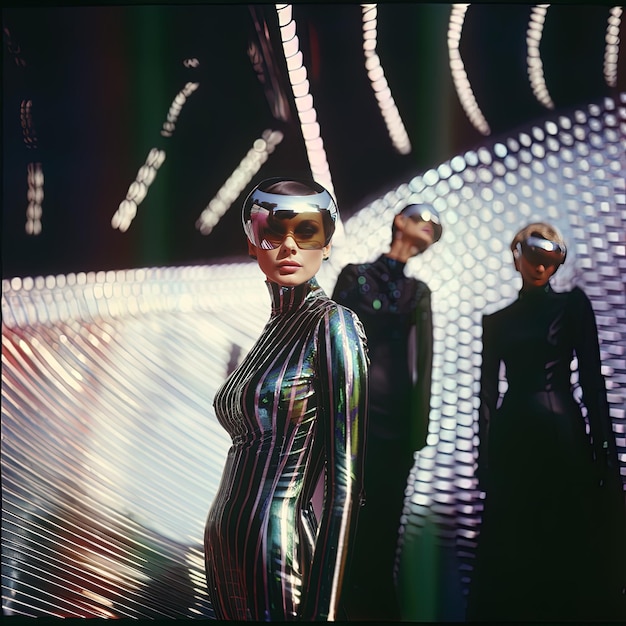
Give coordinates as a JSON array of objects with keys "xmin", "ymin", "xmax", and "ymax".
[
  {"xmin": 331, "ymin": 265, "xmax": 359, "ymax": 309},
  {"xmin": 570, "ymin": 287, "xmax": 620, "ymax": 478},
  {"xmin": 570, "ymin": 287, "xmax": 626, "ymax": 601}
]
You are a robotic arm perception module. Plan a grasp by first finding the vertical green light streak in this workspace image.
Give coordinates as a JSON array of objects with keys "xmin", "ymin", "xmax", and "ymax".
[
  {"xmin": 413, "ymin": 5, "xmax": 456, "ymax": 167},
  {"xmin": 398, "ymin": 514, "xmax": 439, "ymax": 621},
  {"xmin": 131, "ymin": 6, "xmax": 170, "ymax": 266}
]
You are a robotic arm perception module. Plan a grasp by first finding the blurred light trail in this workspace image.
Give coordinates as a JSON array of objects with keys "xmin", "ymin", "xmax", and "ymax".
[
  {"xmin": 195, "ymin": 129, "xmax": 284, "ymax": 236},
  {"xmin": 604, "ymin": 6, "xmax": 622, "ymax": 87},
  {"xmin": 361, "ymin": 4, "xmax": 412, "ymax": 155},
  {"xmin": 448, "ymin": 4, "xmax": 491, "ymax": 136},
  {"xmin": 527, "ymin": 4, "xmax": 555, "ymax": 110},
  {"xmin": 275, "ymin": 4, "xmax": 336, "ymax": 199}
]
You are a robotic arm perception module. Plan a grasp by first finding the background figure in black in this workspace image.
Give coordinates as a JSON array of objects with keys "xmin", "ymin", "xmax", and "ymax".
[
  {"xmin": 332, "ymin": 202, "xmax": 442, "ymax": 620},
  {"xmin": 467, "ymin": 222, "xmax": 626, "ymax": 622}
]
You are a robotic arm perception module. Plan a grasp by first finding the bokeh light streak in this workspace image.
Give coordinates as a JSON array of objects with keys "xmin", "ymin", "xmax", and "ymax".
[
  {"xmin": 275, "ymin": 4, "xmax": 336, "ymax": 200},
  {"xmin": 161, "ymin": 81, "xmax": 200, "ymax": 138},
  {"xmin": 447, "ymin": 4, "xmax": 491, "ymax": 136},
  {"xmin": 111, "ymin": 149, "xmax": 166, "ymax": 233},
  {"xmin": 604, "ymin": 6, "xmax": 622, "ymax": 88},
  {"xmin": 361, "ymin": 4, "xmax": 412, "ymax": 155},
  {"xmin": 112, "ymin": 62, "xmax": 200, "ymax": 233},
  {"xmin": 195, "ymin": 129, "xmax": 284, "ymax": 236},
  {"xmin": 527, "ymin": 4, "xmax": 555, "ymax": 110},
  {"xmin": 20, "ymin": 98, "xmax": 44, "ymax": 236},
  {"xmin": 20, "ymin": 99, "xmax": 37, "ymax": 148},
  {"xmin": 3, "ymin": 25, "xmax": 27, "ymax": 68},
  {"xmin": 25, "ymin": 162, "xmax": 44, "ymax": 236}
]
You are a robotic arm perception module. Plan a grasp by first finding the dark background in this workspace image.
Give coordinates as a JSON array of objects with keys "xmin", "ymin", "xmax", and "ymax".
[{"xmin": 3, "ymin": 2, "xmax": 623, "ymax": 278}]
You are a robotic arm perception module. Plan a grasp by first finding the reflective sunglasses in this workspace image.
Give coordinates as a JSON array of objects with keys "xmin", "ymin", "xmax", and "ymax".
[
  {"xmin": 404, "ymin": 206, "xmax": 443, "ymax": 242},
  {"xmin": 243, "ymin": 188, "xmax": 336, "ymax": 249},
  {"xmin": 248, "ymin": 208, "xmax": 328, "ymax": 250},
  {"xmin": 517, "ymin": 235, "xmax": 567, "ymax": 267}
]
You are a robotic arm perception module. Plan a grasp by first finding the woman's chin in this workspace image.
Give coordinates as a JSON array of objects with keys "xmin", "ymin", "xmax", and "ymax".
[{"xmin": 269, "ymin": 273, "xmax": 307, "ymax": 287}]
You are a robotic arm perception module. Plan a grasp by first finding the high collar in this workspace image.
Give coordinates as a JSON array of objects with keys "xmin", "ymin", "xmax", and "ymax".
[
  {"xmin": 519, "ymin": 282, "xmax": 553, "ymax": 300},
  {"xmin": 378, "ymin": 254, "xmax": 407, "ymax": 277},
  {"xmin": 267, "ymin": 277, "xmax": 322, "ymax": 315}
]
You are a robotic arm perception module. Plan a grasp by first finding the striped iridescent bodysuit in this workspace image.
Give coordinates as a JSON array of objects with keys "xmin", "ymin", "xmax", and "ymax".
[{"xmin": 204, "ymin": 277, "xmax": 368, "ymax": 621}]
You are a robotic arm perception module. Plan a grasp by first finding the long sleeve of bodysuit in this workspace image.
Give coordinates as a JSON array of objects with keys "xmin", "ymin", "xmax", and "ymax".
[
  {"xmin": 332, "ymin": 265, "xmax": 359, "ymax": 304},
  {"xmin": 300, "ymin": 304, "xmax": 369, "ymax": 620}
]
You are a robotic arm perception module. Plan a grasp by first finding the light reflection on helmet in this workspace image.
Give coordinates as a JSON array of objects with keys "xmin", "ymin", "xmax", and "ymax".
[
  {"xmin": 401, "ymin": 203, "xmax": 443, "ymax": 243},
  {"xmin": 243, "ymin": 178, "xmax": 338, "ymax": 249}
]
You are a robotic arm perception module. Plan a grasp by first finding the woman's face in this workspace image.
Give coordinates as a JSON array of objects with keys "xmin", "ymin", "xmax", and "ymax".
[
  {"xmin": 515, "ymin": 251, "xmax": 558, "ymax": 289},
  {"xmin": 398, "ymin": 214, "xmax": 436, "ymax": 253},
  {"xmin": 248, "ymin": 211, "xmax": 331, "ymax": 287}
]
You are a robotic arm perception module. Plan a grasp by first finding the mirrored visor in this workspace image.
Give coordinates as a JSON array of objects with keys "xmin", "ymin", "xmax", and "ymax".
[
  {"xmin": 243, "ymin": 189, "xmax": 336, "ymax": 249},
  {"xmin": 248, "ymin": 208, "xmax": 328, "ymax": 250},
  {"xmin": 519, "ymin": 236, "xmax": 567, "ymax": 266},
  {"xmin": 403, "ymin": 205, "xmax": 443, "ymax": 242}
]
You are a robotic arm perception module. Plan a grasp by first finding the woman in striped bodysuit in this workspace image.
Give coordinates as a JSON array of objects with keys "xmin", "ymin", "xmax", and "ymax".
[{"xmin": 204, "ymin": 178, "xmax": 369, "ymax": 621}]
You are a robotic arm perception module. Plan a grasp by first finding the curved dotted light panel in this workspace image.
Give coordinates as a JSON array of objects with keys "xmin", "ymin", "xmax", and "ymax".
[{"xmin": 2, "ymin": 94, "xmax": 625, "ymax": 618}]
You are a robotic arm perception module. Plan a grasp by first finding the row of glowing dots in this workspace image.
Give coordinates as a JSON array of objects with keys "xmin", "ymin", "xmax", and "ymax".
[
  {"xmin": 276, "ymin": 3, "xmax": 335, "ymax": 197},
  {"xmin": 448, "ymin": 4, "xmax": 622, "ymax": 136},
  {"xmin": 361, "ymin": 4, "xmax": 412, "ymax": 154},
  {"xmin": 112, "ymin": 73, "xmax": 200, "ymax": 232}
]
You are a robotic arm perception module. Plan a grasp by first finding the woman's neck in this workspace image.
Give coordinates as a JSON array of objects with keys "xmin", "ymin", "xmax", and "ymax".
[
  {"xmin": 267, "ymin": 278, "xmax": 319, "ymax": 314},
  {"xmin": 520, "ymin": 282, "xmax": 552, "ymax": 297},
  {"xmin": 386, "ymin": 238, "xmax": 422, "ymax": 264}
]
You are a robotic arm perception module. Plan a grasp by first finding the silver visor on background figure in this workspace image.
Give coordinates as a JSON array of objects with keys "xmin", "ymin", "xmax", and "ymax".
[
  {"xmin": 243, "ymin": 183, "xmax": 338, "ymax": 250},
  {"xmin": 401, "ymin": 204, "xmax": 443, "ymax": 243},
  {"xmin": 517, "ymin": 235, "xmax": 567, "ymax": 267}
]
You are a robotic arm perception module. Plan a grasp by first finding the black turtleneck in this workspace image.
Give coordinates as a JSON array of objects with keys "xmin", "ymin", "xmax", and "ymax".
[
  {"xmin": 333, "ymin": 254, "xmax": 433, "ymax": 451},
  {"xmin": 469, "ymin": 280, "xmax": 624, "ymax": 621}
]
